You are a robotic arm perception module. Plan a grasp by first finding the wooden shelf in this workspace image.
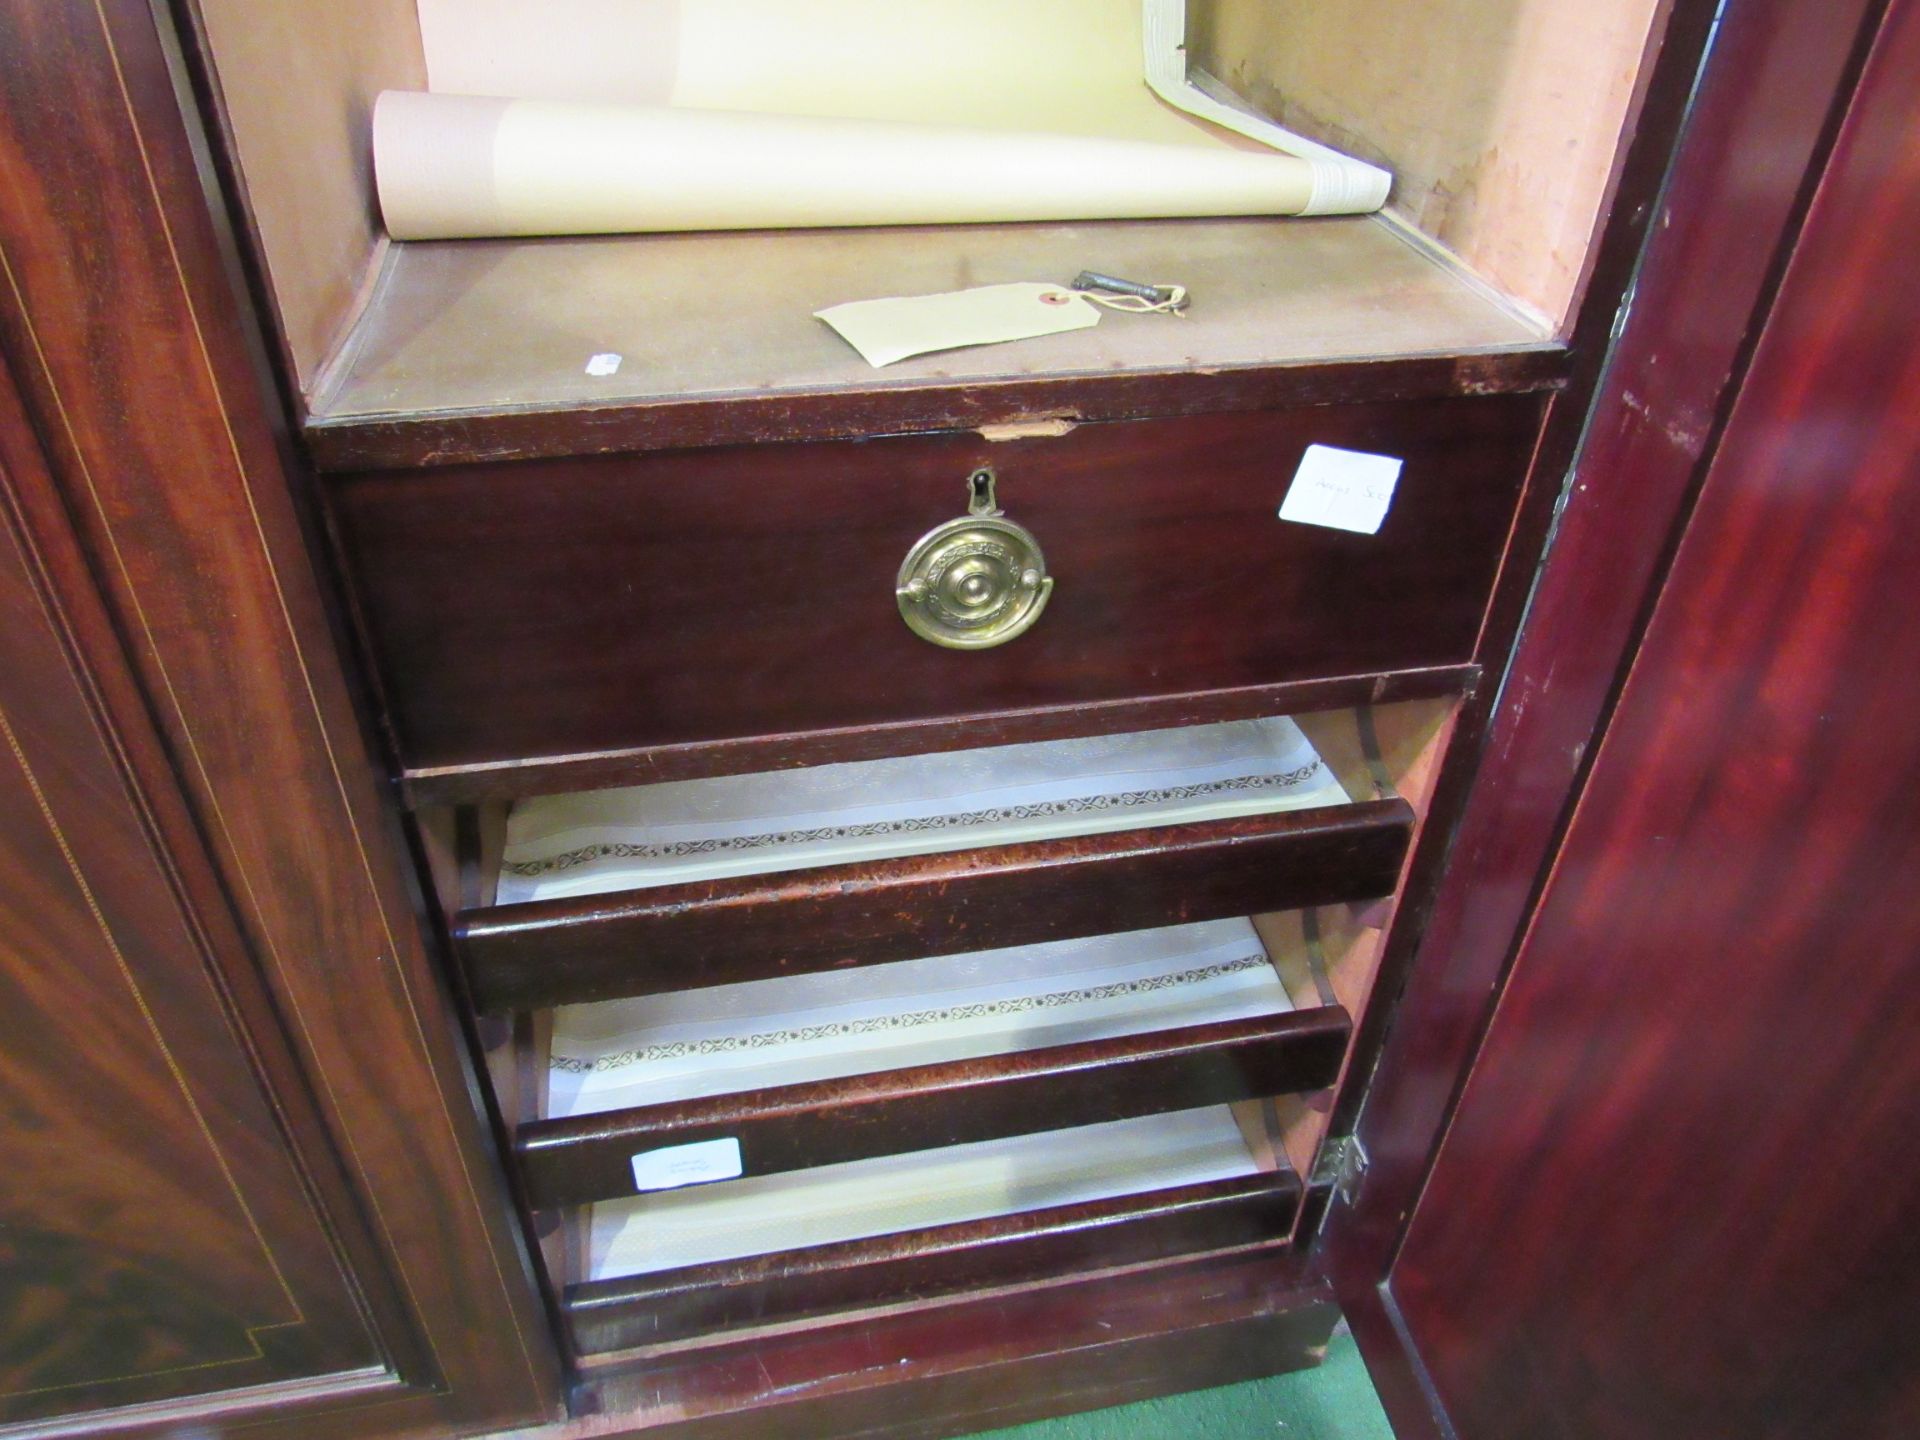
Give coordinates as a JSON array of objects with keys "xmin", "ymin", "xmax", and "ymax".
[
  {"xmin": 303, "ymin": 214, "xmax": 1560, "ymax": 470},
  {"xmin": 565, "ymin": 1170, "xmax": 1300, "ymax": 1353},
  {"xmin": 457, "ymin": 801, "xmax": 1415, "ymax": 1013},
  {"xmin": 515, "ymin": 1009, "xmax": 1348, "ymax": 1208}
]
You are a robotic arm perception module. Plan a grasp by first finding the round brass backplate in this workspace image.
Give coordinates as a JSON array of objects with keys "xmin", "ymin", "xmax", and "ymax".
[{"xmin": 896, "ymin": 509, "xmax": 1053, "ymax": 650}]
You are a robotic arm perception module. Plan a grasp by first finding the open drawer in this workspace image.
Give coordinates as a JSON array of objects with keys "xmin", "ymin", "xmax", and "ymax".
[
  {"xmin": 453, "ymin": 706, "xmax": 1436, "ymax": 1013},
  {"xmin": 560, "ymin": 1107, "xmax": 1299, "ymax": 1354},
  {"xmin": 511, "ymin": 915, "xmax": 1346, "ymax": 1208},
  {"xmin": 445, "ymin": 698, "xmax": 1456, "ymax": 1343}
]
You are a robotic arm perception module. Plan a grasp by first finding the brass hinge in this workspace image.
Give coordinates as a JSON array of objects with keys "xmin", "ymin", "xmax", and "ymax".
[{"xmin": 1313, "ymin": 1134, "xmax": 1369, "ymax": 1208}]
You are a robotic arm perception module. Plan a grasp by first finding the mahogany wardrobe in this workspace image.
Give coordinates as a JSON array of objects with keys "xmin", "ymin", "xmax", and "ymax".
[{"xmin": 0, "ymin": 0, "xmax": 1911, "ymax": 1437}]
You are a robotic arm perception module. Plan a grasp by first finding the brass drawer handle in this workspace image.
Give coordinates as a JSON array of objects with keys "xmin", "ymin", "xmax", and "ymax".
[{"xmin": 896, "ymin": 468, "xmax": 1053, "ymax": 650}]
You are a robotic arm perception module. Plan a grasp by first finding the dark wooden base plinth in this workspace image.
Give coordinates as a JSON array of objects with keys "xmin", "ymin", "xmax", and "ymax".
[{"xmin": 549, "ymin": 1247, "xmax": 1332, "ymax": 1440}]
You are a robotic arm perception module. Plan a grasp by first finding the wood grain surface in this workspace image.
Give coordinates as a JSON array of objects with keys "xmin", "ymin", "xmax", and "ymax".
[
  {"xmin": 518, "ymin": 1008, "xmax": 1350, "ymax": 1207},
  {"xmin": 0, "ymin": 374, "xmax": 379, "ymax": 1424},
  {"xmin": 1329, "ymin": 0, "xmax": 1886, "ymax": 1427},
  {"xmin": 0, "ymin": 1, "xmax": 1745, "ymax": 1437},
  {"xmin": 0, "ymin": 2, "xmax": 558, "ymax": 1434},
  {"xmin": 460, "ymin": 801, "xmax": 1414, "ymax": 1012},
  {"xmin": 572, "ymin": 1247, "xmax": 1333, "ymax": 1439},
  {"xmin": 565, "ymin": 1171, "xmax": 1302, "ymax": 1352},
  {"xmin": 332, "ymin": 396, "xmax": 1539, "ymax": 786},
  {"xmin": 1391, "ymin": 5, "xmax": 1920, "ymax": 1434}
]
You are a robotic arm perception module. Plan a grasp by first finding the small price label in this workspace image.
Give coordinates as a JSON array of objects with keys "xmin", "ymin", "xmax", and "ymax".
[
  {"xmin": 629, "ymin": 1136, "xmax": 743, "ymax": 1192},
  {"xmin": 1278, "ymin": 444, "xmax": 1404, "ymax": 535}
]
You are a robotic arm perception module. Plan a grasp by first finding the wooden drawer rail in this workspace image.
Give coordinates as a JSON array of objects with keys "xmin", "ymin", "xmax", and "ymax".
[
  {"xmin": 515, "ymin": 1007, "xmax": 1350, "ymax": 1208},
  {"xmin": 459, "ymin": 799, "xmax": 1416, "ymax": 1013},
  {"xmin": 565, "ymin": 1171, "xmax": 1301, "ymax": 1353}
]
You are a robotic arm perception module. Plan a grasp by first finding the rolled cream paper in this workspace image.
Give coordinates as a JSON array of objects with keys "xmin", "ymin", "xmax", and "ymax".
[
  {"xmin": 401, "ymin": 0, "xmax": 1388, "ymax": 227},
  {"xmin": 373, "ymin": 90, "xmax": 1321, "ymax": 241},
  {"xmin": 414, "ymin": 0, "xmax": 1230, "ymax": 145}
]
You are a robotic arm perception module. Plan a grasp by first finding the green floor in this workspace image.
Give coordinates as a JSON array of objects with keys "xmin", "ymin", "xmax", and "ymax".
[{"xmin": 959, "ymin": 1331, "xmax": 1393, "ymax": 1440}]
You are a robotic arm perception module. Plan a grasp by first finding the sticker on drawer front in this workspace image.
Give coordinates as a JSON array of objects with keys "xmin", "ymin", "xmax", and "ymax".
[
  {"xmin": 630, "ymin": 1137, "xmax": 744, "ymax": 1192},
  {"xmin": 1278, "ymin": 444, "xmax": 1404, "ymax": 535}
]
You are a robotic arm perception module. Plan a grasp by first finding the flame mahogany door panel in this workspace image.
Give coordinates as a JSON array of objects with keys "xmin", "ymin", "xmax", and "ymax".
[
  {"xmin": 0, "ymin": 392, "xmax": 382, "ymax": 1422},
  {"xmin": 0, "ymin": 4, "xmax": 557, "ymax": 1436},
  {"xmin": 1377, "ymin": 4, "xmax": 1920, "ymax": 1436}
]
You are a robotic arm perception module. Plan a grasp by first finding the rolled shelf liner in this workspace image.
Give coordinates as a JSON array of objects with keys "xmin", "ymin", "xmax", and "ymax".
[
  {"xmin": 546, "ymin": 917, "xmax": 1294, "ymax": 1118},
  {"xmin": 585, "ymin": 1104, "xmax": 1264, "ymax": 1279},
  {"xmin": 377, "ymin": 0, "xmax": 1389, "ymax": 240},
  {"xmin": 496, "ymin": 714, "xmax": 1350, "ymax": 902}
]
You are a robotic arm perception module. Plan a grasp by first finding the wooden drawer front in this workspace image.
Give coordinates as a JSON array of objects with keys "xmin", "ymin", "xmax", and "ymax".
[
  {"xmin": 566, "ymin": 1172, "xmax": 1299, "ymax": 1353},
  {"xmin": 459, "ymin": 799, "xmax": 1414, "ymax": 1013},
  {"xmin": 333, "ymin": 396, "xmax": 1539, "ymax": 784},
  {"xmin": 516, "ymin": 1008, "xmax": 1348, "ymax": 1209}
]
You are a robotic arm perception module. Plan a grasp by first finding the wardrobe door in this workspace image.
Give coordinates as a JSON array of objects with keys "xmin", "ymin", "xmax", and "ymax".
[
  {"xmin": 1381, "ymin": 4, "xmax": 1920, "ymax": 1436},
  {"xmin": 0, "ymin": 3, "xmax": 556, "ymax": 1435},
  {"xmin": 0, "ymin": 390, "xmax": 383, "ymax": 1421}
]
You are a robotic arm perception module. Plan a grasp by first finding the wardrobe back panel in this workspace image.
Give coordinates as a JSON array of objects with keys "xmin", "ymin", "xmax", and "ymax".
[{"xmin": 1192, "ymin": 0, "xmax": 1668, "ymax": 325}]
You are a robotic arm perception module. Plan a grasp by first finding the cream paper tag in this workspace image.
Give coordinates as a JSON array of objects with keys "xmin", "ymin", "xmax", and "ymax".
[
  {"xmin": 1278, "ymin": 444, "xmax": 1404, "ymax": 535},
  {"xmin": 630, "ymin": 1136, "xmax": 743, "ymax": 1192},
  {"xmin": 816, "ymin": 283, "xmax": 1100, "ymax": 367}
]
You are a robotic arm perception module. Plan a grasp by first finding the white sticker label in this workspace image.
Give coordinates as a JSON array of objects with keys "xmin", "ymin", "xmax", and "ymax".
[
  {"xmin": 629, "ymin": 1136, "xmax": 743, "ymax": 1192},
  {"xmin": 585, "ymin": 352, "xmax": 623, "ymax": 376},
  {"xmin": 1278, "ymin": 444, "xmax": 1404, "ymax": 535}
]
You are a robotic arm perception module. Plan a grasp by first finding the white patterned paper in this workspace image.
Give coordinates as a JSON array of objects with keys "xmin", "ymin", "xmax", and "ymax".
[
  {"xmin": 587, "ymin": 1105, "xmax": 1261, "ymax": 1280},
  {"xmin": 500, "ymin": 716, "xmax": 1346, "ymax": 902},
  {"xmin": 547, "ymin": 918, "xmax": 1289, "ymax": 1117}
]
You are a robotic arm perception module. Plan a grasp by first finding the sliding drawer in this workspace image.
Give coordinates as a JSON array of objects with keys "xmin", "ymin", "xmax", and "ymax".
[
  {"xmin": 569, "ymin": 1175, "xmax": 1297, "ymax": 1353},
  {"xmin": 563, "ymin": 1108, "xmax": 1296, "ymax": 1352},
  {"xmin": 466, "ymin": 807, "xmax": 1405, "ymax": 1012},
  {"xmin": 511, "ymin": 913, "xmax": 1343, "ymax": 1208},
  {"xmin": 332, "ymin": 395, "xmax": 1539, "ymax": 795},
  {"xmin": 518, "ymin": 1007, "xmax": 1345, "ymax": 1208},
  {"xmin": 456, "ymin": 713, "xmax": 1413, "ymax": 1012}
]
